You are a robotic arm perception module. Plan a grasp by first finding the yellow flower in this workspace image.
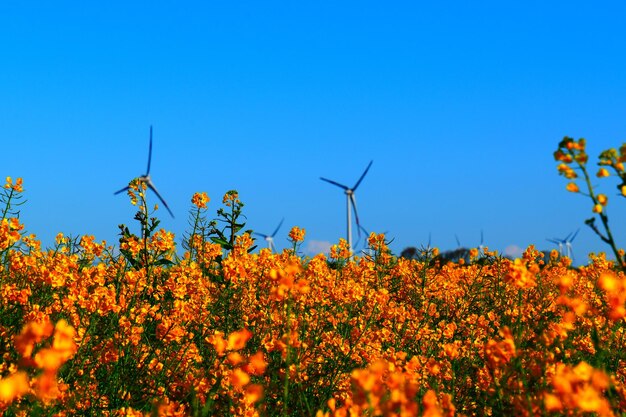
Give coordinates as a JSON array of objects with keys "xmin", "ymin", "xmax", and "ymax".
[
  {"xmin": 227, "ymin": 352, "xmax": 244, "ymax": 366},
  {"xmin": 422, "ymin": 390, "xmax": 443, "ymax": 417},
  {"xmin": 505, "ymin": 258, "xmax": 536, "ymax": 289},
  {"xmin": 0, "ymin": 372, "xmax": 29, "ymax": 403},
  {"xmin": 330, "ymin": 239, "xmax": 351, "ymax": 259},
  {"xmin": 598, "ymin": 272, "xmax": 619, "ymax": 292},
  {"xmin": 557, "ymin": 163, "xmax": 569, "ymax": 173},
  {"xmin": 554, "ymin": 149, "xmax": 572, "ymax": 162},
  {"xmin": 288, "ymin": 226, "xmax": 306, "ymax": 243},
  {"xmin": 34, "ymin": 371, "xmax": 59, "ymax": 400},
  {"xmin": 13, "ymin": 178, "xmax": 23, "ymax": 192},
  {"xmin": 230, "ymin": 368, "xmax": 250, "ymax": 389},
  {"xmin": 566, "ymin": 182, "xmax": 579, "ymax": 193},
  {"xmin": 575, "ymin": 385, "xmax": 608, "ymax": 413},
  {"xmin": 243, "ymin": 352, "xmax": 267, "ymax": 376},
  {"xmin": 597, "ymin": 194, "xmax": 608, "ymax": 206},
  {"xmin": 596, "ymin": 168, "xmax": 610, "ymax": 177},
  {"xmin": 35, "ymin": 348, "xmax": 66, "ymax": 371},
  {"xmin": 544, "ymin": 393, "xmax": 562, "ymax": 412},
  {"xmin": 244, "ymin": 384, "xmax": 264, "ymax": 404},
  {"xmin": 206, "ymin": 332, "xmax": 227, "ymax": 356},
  {"xmin": 575, "ymin": 153, "xmax": 588, "ymax": 164},
  {"xmin": 227, "ymin": 328, "xmax": 253, "ymax": 351},
  {"xmin": 191, "ymin": 192, "xmax": 210, "ymax": 209},
  {"xmin": 4, "ymin": 177, "xmax": 24, "ymax": 192},
  {"xmin": 222, "ymin": 190, "xmax": 240, "ymax": 207},
  {"xmin": 14, "ymin": 319, "xmax": 54, "ymax": 358},
  {"xmin": 592, "ymin": 204, "xmax": 602, "ymax": 213}
]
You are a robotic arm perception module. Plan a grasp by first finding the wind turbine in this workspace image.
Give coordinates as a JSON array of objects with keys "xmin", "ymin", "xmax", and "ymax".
[
  {"xmin": 254, "ymin": 218, "xmax": 284, "ymax": 252},
  {"xmin": 478, "ymin": 230, "xmax": 485, "ymax": 254},
  {"xmin": 320, "ymin": 160, "xmax": 373, "ymax": 253},
  {"xmin": 564, "ymin": 229, "xmax": 579, "ymax": 260},
  {"xmin": 354, "ymin": 223, "xmax": 370, "ymax": 250},
  {"xmin": 353, "ymin": 223, "xmax": 371, "ymax": 256},
  {"xmin": 114, "ymin": 126, "xmax": 174, "ymax": 218},
  {"xmin": 547, "ymin": 229, "xmax": 579, "ymax": 259},
  {"xmin": 546, "ymin": 236, "xmax": 565, "ymax": 257}
]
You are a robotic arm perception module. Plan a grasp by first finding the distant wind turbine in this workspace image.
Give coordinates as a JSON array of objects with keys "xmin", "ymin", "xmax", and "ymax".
[
  {"xmin": 547, "ymin": 229, "xmax": 579, "ymax": 260},
  {"xmin": 547, "ymin": 237, "xmax": 565, "ymax": 257},
  {"xmin": 114, "ymin": 126, "xmax": 174, "ymax": 218},
  {"xmin": 320, "ymin": 160, "xmax": 373, "ymax": 253},
  {"xmin": 254, "ymin": 218, "xmax": 284, "ymax": 252},
  {"xmin": 564, "ymin": 229, "xmax": 579, "ymax": 260},
  {"xmin": 478, "ymin": 230, "xmax": 485, "ymax": 254}
]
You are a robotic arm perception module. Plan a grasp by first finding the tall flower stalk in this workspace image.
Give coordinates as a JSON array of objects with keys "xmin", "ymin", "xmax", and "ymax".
[{"xmin": 554, "ymin": 137, "xmax": 626, "ymax": 270}]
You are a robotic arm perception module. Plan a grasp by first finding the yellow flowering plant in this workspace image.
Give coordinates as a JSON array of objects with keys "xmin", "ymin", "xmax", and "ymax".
[
  {"xmin": 554, "ymin": 137, "xmax": 626, "ymax": 270},
  {"xmin": 1, "ymin": 177, "xmax": 25, "ymax": 221},
  {"xmin": 209, "ymin": 190, "xmax": 256, "ymax": 254}
]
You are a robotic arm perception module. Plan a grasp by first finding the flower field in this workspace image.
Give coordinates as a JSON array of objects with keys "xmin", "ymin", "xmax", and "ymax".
[{"xmin": 1, "ymin": 176, "xmax": 626, "ymax": 416}]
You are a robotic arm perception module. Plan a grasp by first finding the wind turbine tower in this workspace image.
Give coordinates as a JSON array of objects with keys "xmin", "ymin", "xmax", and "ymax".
[{"xmin": 478, "ymin": 230, "xmax": 485, "ymax": 254}]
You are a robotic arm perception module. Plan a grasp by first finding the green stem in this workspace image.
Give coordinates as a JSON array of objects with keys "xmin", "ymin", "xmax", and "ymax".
[{"xmin": 575, "ymin": 154, "xmax": 625, "ymax": 269}]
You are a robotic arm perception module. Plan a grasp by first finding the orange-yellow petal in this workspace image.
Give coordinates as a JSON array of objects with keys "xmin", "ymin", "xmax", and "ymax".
[
  {"xmin": 0, "ymin": 372, "xmax": 29, "ymax": 402},
  {"xmin": 596, "ymin": 168, "xmax": 610, "ymax": 177}
]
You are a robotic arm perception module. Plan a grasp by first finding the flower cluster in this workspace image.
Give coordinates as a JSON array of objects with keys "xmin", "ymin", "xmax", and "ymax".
[{"xmin": 1, "ymin": 318, "xmax": 77, "ymax": 404}]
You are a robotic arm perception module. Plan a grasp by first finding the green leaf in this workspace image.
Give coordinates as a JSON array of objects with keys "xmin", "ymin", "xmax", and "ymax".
[
  {"xmin": 210, "ymin": 237, "xmax": 229, "ymax": 246},
  {"xmin": 154, "ymin": 258, "xmax": 175, "ymax": 267}
]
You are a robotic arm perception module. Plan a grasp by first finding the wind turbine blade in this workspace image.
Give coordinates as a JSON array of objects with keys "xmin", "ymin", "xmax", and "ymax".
[
  {"xmin": 428, "ymin": 232, "xmax": 432, "ymax": 248},
  {"xmin": 114, "ymin": 186, "xmax": 130, "ymax": 195},
  {"xmin": 320, "ymin": 177, "xmax": 349, "ymax": 190},
  {"xmin": 253, "ymin": 232, "xmax": 269, "ymax": 239},
  {"xmin": 481, "ymin": 230, "xmax": 484, "ymax": 245},
  {"xmin": 146, "ymin": 126, "xmax": 153, "ymax": 175},
  {"xmin": 146, "ymin": 180, "xmax": 175, "ymax": 218},
  {"xmin": 569, "ymin": 229, "xmax": 580, "ymax": 242},
  {"xmin": 455, "ymin": 234, "xmax": 461, "ymax": 248},
  {"xmin": 356, "ymin": 224, "xmax": 369, "ymax": 248},
  {"xmin": 352, "ymin": 160, "xmax": 373, "ymax": 191},
  {"xmin": 271, "ymin": 218, "xmax": 285, "ymax": 237}
]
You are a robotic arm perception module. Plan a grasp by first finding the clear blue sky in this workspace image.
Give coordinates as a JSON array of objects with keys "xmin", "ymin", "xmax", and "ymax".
[{"xmin": 2, "ymin": 1, "xmax": 626, "ymax": 263}]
